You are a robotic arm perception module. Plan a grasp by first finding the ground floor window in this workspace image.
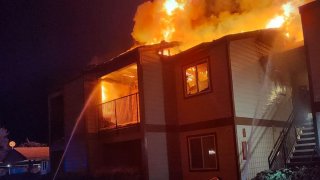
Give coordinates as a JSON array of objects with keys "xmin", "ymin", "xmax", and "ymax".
[{"xmin": 187, "ymin": 133, "xmax": 218, "ymax": 171}]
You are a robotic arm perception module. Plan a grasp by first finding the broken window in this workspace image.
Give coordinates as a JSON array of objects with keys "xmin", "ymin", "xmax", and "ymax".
[
  {"xmin": 184, "ymin": 60, "xmax": 210, "ymax": 96},
  {"xmin": 188, "ymin": 134, "xmax": 218, "ymax": 171}
]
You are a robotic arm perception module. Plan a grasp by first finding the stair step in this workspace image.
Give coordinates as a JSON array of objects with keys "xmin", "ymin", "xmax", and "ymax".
[
  {"xmin": 299, "ymin": 137, "xmax": 315, "ymax": 141},
  {"xmin": 301, "ymin": 127, "xmax": 315, "ymax": 133},
  {"xmin": 302, "ymin": 126, "xmax": 314, "ymax": 130},
  {"xmin": 295, "ymin": 142, "xmax": 316, "ymax": 147},
  {"xmin": 287, "ymin": 161, "xmax": 320, "ymax": 167},
  {"xmin": 300, "ymin": 132, "xmax": 315, "ymax": 138},
  {"xmin": 302, "ymin": 126, "xmax": 314, "ymax": 129},
  {"xmin": 301, "ymin": 121, "xmax": 313, "ymax": 126},
  {"xmin": 295, "ymin": 143, "xmax": 316, "ymax": 150},
  {"xmin": 291, "ymin": 155, "xmax": 315, "ymax": 159},
  {"xmin": 290, "ymin": 155, "xmax": 320, "ymax": 162},
  {"xmin": 297, "ymin": 137, "xmax": 316, "ymax": 144},
  {"xmin": 293, "ymin": 149, "xmax": 315, "ymax": 156},
  {"xmin": 294, "ymin": 149, "xmax": 315, "ymax": 153}
]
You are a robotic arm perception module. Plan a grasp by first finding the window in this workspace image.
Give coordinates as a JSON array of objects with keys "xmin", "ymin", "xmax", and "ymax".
[
  {"xmin": 184, "ymin": 60, "xmax": 210, "ymax": 96},
  {"xmin": 188, "ymin": 134, "xmax": 218, "ymax": 171}
]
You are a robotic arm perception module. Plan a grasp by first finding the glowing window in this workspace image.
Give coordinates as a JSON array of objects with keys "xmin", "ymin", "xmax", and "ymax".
[
  {"xmin": 188, "ymin": 134, "xmax": 218, "ymax": 171},
  {"xmin": 184, "ymin": 60, "xmax": 210, "ymax": 96}
]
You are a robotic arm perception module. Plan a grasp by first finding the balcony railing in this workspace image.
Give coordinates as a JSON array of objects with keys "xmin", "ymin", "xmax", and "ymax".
[{"xmin": 98, "ymin": 93, "xmax": 140, "ymax": 130}]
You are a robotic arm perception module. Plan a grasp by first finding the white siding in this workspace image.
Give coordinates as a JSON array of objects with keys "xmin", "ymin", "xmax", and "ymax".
[
  {"xmin": 140, "ymin": 50, "xmax": 166, "ymax": 125},
  {"xmin": 230, "ymin": 38, "xmax": 292, "ymax": 120},
  {"xmin": 230, "ymin": 38, "xmax": 293, "ymax": 179},
  {"xmin": 145, "ymin": 132, "xmax": 169, "ymax": 180},
  {"xmin": 236, "ymin": 125, "xmax": 282, "ymax": 179},
  {"xmin": 230, "ymin": 38, "xmax": 268, "ymax": 119},
  {"xmin": 140, "ymin": 49, "xmax": 169, "ymax": 180}
]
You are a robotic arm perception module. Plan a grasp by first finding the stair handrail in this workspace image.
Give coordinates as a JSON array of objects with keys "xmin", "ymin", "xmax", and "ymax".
[
  {"xmin": 268, "ymin": 112, "xmax": 295, "ymax": 169},
  {"xmin": 284, "ymin": 124, "xmax": 298, "ymax": 166}
]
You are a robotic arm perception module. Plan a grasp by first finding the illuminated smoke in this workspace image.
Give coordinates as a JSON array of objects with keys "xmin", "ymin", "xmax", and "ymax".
[{"xmin": 132, "ymin": 0, "xmax": 313, "ymax": 52}]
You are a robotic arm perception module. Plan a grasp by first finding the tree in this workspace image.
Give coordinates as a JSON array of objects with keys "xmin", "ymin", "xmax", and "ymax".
[
  {"xmin": 19, "ymin": 138, "xmax": 47, "ymax": 147},
  {"xmin": 0, "ymin": 128, "xmax": 9, "ymax": 161}
]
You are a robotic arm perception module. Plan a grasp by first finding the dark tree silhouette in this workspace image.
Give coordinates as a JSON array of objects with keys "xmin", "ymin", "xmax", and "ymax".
[{"xmin": 0, "ymin": 128, "xmax": 9, "ymax": 161}]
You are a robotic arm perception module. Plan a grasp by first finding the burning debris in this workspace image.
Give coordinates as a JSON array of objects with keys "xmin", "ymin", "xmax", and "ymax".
[{"xmin": 132, "ymin": 0, "xmax": 313, "ymax": 54}]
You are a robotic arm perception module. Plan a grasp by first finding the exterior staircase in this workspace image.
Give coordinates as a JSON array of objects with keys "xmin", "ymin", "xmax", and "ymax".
[
  {"xmin": 268, "ymin": 116, "xmax": 320, "ymax": 169},
  {"xmin": 268, "ymin": 88, "xmax": 319, "ymax": 169},
  {"xmin": 287, "ymin": 121, "xmax": 320, "ymax": 167}
]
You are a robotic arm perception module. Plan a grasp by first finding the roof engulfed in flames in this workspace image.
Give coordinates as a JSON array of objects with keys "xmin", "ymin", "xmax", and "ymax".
[{"xmin": 132, "ymin": 0, "xmax": 313, "ymax": 53}]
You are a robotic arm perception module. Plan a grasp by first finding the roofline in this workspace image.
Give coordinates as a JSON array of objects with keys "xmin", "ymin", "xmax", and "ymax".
[
  {"xmin": 85, "ymin": 41, "xmax": 180, "ymax": 74},
  {"xmin": 167, "ymin": 29, "xmax": 279, "ymax": 60},
  {"xmin": 62, "ymin": 29, "xmax": 279, "ymax": 82}
]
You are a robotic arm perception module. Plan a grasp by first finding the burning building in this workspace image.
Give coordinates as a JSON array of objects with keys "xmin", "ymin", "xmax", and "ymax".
[{"xmin": 48, "ymin": 0, "xmax": 320, "ymax": 179}]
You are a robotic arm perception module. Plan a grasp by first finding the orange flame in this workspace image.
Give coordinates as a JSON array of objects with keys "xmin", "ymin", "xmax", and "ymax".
[
  {"xmin": 266, "ymin": 16, "xmax": 286, "ymax": 29},
  {"xmin": 266, "ymin": 2, "xmax": 295, "ymax": 30},
  {"xmin": 101, "ymin": 82, "xmax": 108, "ymax": 103},
  {"xmin": 132, "ymin": 0, "xmax": 314, "ymax": 53},
  {"xmin": 163, "ymin": 0, "xmax": 185, "ymax": 16}
]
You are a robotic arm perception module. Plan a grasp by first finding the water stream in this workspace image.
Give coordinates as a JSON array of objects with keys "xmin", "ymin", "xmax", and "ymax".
[
  {"xmin": 242, "ymin": 44, "xmax": 291, "ymax": 179},
  {"xmin": 242, "ymin": 54, "xmax": 274, "ymax": 179}
]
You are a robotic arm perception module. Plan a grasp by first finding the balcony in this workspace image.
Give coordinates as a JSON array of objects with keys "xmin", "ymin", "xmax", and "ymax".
[{"xmin": 98, "ymin": 93, "xmax": 140, "ymax": 130}]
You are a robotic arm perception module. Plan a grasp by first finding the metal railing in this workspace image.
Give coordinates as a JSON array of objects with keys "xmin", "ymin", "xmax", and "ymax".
[
  {"xmin": 98, "ymin": 93, "xmax": 140, "ymax": 130},
  {"xmin": 268, "ymin": 112, "xmax": 297, "ymax": 169}
]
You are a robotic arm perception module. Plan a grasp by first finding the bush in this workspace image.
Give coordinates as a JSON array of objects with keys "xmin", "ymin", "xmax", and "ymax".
[
  {"xmin": 93, "ymin": 167, "xmax": 142, "ymax": 180},
  {"xmin": 252, "ymin": 166, "xmax": 320, "ymax": 180},
  {"xmin": 253, "ymin": 169, "xmax": 293, "ymax": 180}
]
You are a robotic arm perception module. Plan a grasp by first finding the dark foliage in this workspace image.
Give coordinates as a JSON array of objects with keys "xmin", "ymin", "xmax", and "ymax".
[
  {"xmin": 252, "ymin": 166, "xmax": 320, "ymax": 180},
  {"xmin": 53, "ymin": 167, "xmax": 142, "ymax": 180},
  {"xmin": 0, "ymin": 173, "xmax": 49, "ymax": 180}
]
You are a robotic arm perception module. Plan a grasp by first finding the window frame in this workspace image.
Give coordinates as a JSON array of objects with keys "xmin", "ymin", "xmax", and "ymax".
[
  {"xmin": 183, "ymin": 58, "xmax": 211, "ymax": 98},
  {"xmin": 187, "ymin": 133, "xmax": 219, "ymax": 171}
]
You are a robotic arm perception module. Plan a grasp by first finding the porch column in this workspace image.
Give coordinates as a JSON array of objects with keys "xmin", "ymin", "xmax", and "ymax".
[{"xmin": 139, "ymin": 48, "xmax": 169, "ymax": 180}]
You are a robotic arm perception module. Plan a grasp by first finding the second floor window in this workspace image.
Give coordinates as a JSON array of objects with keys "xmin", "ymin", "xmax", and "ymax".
[{"xmin": 184, "ymin": 60, "xmax": 210, "ymax": 97}]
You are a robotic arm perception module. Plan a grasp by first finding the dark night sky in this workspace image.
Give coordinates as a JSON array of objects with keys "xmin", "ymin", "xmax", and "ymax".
[{"xmin": 0, "ymin": 0, "xmax": 144, "ymax": 144}]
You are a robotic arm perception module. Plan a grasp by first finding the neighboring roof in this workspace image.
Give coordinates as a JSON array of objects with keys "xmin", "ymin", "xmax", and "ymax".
[
  {"xmin": 2, "ymin": 149, "xmax": 26, "ymax": 164},
  {"xmin": 14, "ymin": 147, "xmax": 49, "ymax": 161}
]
